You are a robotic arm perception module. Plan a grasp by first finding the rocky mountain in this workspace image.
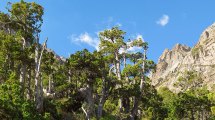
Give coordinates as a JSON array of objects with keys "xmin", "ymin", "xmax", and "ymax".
[{"xmin": 151, "ymin": 22, "xmax": 215, "ymax": 92}]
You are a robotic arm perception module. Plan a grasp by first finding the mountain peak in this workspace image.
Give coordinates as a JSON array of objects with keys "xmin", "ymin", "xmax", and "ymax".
[
  {"xmin": 151, "ymin": 22, "xmax": 215, "ymax": 92},
  {"xmin": 197, "ymin": 22, "xmax": 215, "ymax": 46}
]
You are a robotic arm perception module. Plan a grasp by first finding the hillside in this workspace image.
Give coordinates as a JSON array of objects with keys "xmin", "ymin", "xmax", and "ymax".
[{"xmin": 151, "ymin": 23, "xmax": 215, "ymax": 92}]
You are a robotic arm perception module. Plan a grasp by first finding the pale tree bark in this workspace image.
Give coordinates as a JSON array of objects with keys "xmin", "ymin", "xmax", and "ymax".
[
  {"xmin": 82, "ymin": 106, "xmax": 90, "ymax": 120},
  {"xmin": 68, "ymin": 69, "xmax": 71, "ymax": 83},
  {"xmin": 115, "ymin": 51, "xmax": 123, "ymax": 113},
  {"xmin": 20, "ymin": 63, "xmax": 26, "ymax": 97},
  {"xmin": 115, "ymin": 52, "xmax": 122, "ymax": 81},
  {"xmin": 123, "ymin": 53, "xmax": 129, "ymax": 82},
  {"xmin": 48, "ymin": 74, "xmax": 52, "ymax": 93},
  {"xmin": 67, "ymin": 69, "xmax": 71, "ymax": 96},
  {"xmin": 97, "ymin": 86, "xmax": 106, "ymax": 118},
  {"xmin": 35, "ymin": 38, "xmax": 48, "ymax": 113},
  {"xmin": 86, "ymin": 78, "xmax": 94, "ymax": 119},
  {"xmin": 123, "ymin": 52, "xmax": 130, "ymax": 113},
  {"xmin": 26, "ymin": 68, "xmax": 32, "ymax": 100},
  {"xmin": 130, "ymin": 49, "xmax": 146, "ymax": 120},
  {"xmin": 81, "ymin": 78, "xmax": 95, "ymax": 120},
  {"xmin": 97, "ymin": 68, "xmax": 109, "ymax": 119},
  {"xmin": 140, "ymin": 50, "xmax": 146, "ymax": 91},
  {"xmin": 20, "ymin": 37, "xmax": 27, "ymax": 97},
  {"xmin": 80, "ymin": 81, "xmax": 94, "ymax": 120}
]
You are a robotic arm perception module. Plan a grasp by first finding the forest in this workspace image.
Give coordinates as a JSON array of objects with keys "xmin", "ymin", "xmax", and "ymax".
[{"xmin": 1, "ymin": 1, "xmax": 215, "ymax": 120}]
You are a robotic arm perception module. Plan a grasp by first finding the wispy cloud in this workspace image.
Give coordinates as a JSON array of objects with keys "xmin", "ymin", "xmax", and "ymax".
[
  {"xmin": 119, "ymin": 45, "xmax": 142, "ymax": 54},
  {"xmin": 69, "ymin": 32, "xmax": 144, "ymax": 54},
  {"xmin": 128, "ymin": 34, "xmax": 144, "ymax": 53},
  {"xmin": 127, "ymin": 46, "xmax": 142, "ymax": 53},
  {"xmin": 69, "ymin": 33, "xmax": 100, "ymax": 50},
  {"xmin": 119, "ymin": 34, "xmax": 144, "ymax": 54},
  {"xmin": 100, "ymin": 17, "xmax": 122, "ymax": 28},
  {"xmin": 156, "ymin": 14, "xmax": 169, "ymax": 26},
  {"xmin": 116, "ymin": 22, "xmax": 122, "ymax": 27},
  {"xmin": 136, "ymin": 34, "xmax": 143, "ymax": 40},
  {"xmin": 129, "ymin": 34, "xmax": 144, "ymax": 41}
]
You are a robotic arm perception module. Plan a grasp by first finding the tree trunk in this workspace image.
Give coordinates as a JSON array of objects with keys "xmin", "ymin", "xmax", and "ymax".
[
  {"xmin": 191, "ymin": 109, "xmax": 195, "ymax": 120},
  {"xmin": 26, "ymin": 68, "xmax": 32, "ymax": 100},
  {"xmin": 48, "ymin": 74, "xmax": 52, "ymax": 93},
  {"xmin": 35, "ymin": 38, "xmax": 47, "ymax": 113},
  {"xmin": 130, "ymin": 49, "xmax": 146, "ymax": 119},
  {"xmin": 123, "ymin": 53, "xmax": 130, "ymax": 113},
  {"xmin": 97, "ymin": 72, "xmax": 107, "ymax": 119},
  {"xmin": 124, "ymin": 53, "xmax": 129, "ymax": 82},
  {"xmin": 20, "ymin": 37, "xmax": 27, "ymax": 97},
  {"xmin": 115, "ymin": 52, "xmax": 122, "ymax": 81},
  {"xmin": 130, "ymin": 98, "xmax": 138, "ymax": 120},
  {"xmin": 82, "ymin": 106, "xmax": 90, "ymax": 120},
  {"xmin": 125, "ymin": 97, "xmax": 130, "ymax": 113},
  {"xmin": 140, "ymin": 50, "xmax": 146, "ymax": 91},
  {"xmin": 68, "ymin": 69, "xmax": 71, "ymax": 83},
  {"xmin": 115, "ymin": 51, "xmax": 123, "ymax": 113},
  {"xmin": 86, "ymin": 79, "xmax": 94, "ymax": 119},
  {"xmin": 20, "ymin": 63, "xmax": 26, "ymax": 97},
  {"xmin": 97, "ymin": 99, "xmax": 105, "ymax": 119}
]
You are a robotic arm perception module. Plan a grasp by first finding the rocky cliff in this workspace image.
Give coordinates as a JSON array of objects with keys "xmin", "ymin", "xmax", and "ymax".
[{"xmin": 151, "ymin": 23, "xmax": 215, "ymax": 92}]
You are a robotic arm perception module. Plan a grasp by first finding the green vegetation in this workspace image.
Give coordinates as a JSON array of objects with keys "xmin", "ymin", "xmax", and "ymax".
[
  {"xmin": 191, "ymin": 45, "xmax": 203, "ymax": 58},
  {"xmin": 158, "ymin": 87, "xmax": 214, "ymax": 120},
  {"xmin": 0, "ymin": 1, "xmax": 215, "ymax": 120},
  {"xmin": 174, "ymin": 71, "xmax": 203, "ymax": 92}
]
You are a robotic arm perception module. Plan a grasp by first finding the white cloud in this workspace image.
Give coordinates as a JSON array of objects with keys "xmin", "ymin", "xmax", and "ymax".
[
  {"xmin": 127, "ymin": 46, "xmax": 142, "ymax": 53},
  {"xmin": 130, "ymin": 34, "xmax": 144, "ymax": 41},
  {"xmin": 136, "ymin": 34, "xmax": 144, "ymax": 41},
  {"xmin": 125, "ymin": 34, "xmax": 144, "ymax": 53},
  {"xmin": 69, "ymin": 33, "xmax": 100, "ymax": 50},
  {"xmin": 116, "ymin": 22, "xmax": 122, "ymax": 27},
  {"xmin": 101, "ymin": 17, "xmax": 122, "ymax": 28},
  {"xmin": 69, "ymin": 32, "xmax": 143, "ymax": 53},
  {"xmin": 119, "ymin": 47, "xmax": 126, "ymax": 54},
  {"xmin": 156, "ymin": 14, "xmax": 169, "ymax": 26},
  {"xmin": 119, "ymin": 46, "xmax": 142, "ymax": 54}
]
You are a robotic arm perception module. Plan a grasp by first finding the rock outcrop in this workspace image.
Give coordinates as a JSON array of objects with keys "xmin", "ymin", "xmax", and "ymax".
[{"xmin": 151, "ymin": 23, "xmax": 215, "ymax": 92}]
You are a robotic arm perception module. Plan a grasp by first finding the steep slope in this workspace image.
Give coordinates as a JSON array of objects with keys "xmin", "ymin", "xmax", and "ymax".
[{"xmin": 151, "ymin": 23, "xmax": 215, "ymax": 92}]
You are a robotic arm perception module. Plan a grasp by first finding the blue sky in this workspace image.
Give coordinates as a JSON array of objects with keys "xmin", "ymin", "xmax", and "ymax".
[{"xmin": 1, "ymin": 0, "xmax": 215, "ymax": 62}]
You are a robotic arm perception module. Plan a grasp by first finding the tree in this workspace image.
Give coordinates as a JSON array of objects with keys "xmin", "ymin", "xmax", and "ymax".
[
  {"xmin": 68, "ymin": 49, "xmax": 102, "ymax": 119},
  {"xmin": 130, "ymin": 38, "xmax": 149, "ymax": 119},
  {"xmin": 99, "ymin": 27, "xmax": 126, "ymax": 114},
  {"xmin": 7, "ymin": 1, "xmax": 43, "ymax": 96}
]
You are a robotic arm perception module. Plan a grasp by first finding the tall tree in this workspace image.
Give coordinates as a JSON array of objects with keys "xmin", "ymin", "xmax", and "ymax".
[
  {"xmin": 130, "ymin": 38, "xmax": 149, "ymax": 119},
  {"xmin": 99, "ymin": 26, "xmax": 126, "ymax": 113},
  {"xmin": 69, "ymin": 49, "xmax": 101, "ymax": 119}
]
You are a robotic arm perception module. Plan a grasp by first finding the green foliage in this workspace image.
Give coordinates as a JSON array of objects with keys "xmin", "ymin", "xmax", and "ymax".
[
  {"xmin": 123, "ymin": 64, "xmax": 141, "ymax": 77},
  {"xmin": 159, "ymin": 87, "xmax": 213, "ymax": 120},
  {"xmin": 44, "ymin": 112, "xmax": 51, "ymax": 120},
  {"xmin": 99, "ymin": 26, "xmax": 126, "ymax": 53},
  {"xmin": 103, "ymin": 100, "xmax": 118, "ymax": 115},
  {"xmin": 10, "ymin": 0, "xmax": 44, "ymax": 36},
  {"xmin": 174, "ymin": 71, "xmax": 203, "ymax": 91},
  {"xmin": 100, "ymin": 114, "xmax": 116, "ymax": 120},
  {"xmin": 211, "ymin": 106, "xmax": 215, "ymax": 115},
  {"xmin": 1, "ymin": 1, "xmax": 215, "ymax": 120},
  {"xmin": 0, "ymin": 73, "xmax": 43, "ymax": 119},
  {"xmin": 191, "ymin": 45, "xmax": 202, "ymax": 58}
]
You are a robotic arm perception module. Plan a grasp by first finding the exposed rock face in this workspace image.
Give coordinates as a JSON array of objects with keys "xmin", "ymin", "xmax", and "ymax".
[
  {"xmin": 46, "ymin": 48, "xmax": 66, "ymax": 63},
  {"xmin": 151, "ymin": 23, "xmax": 215, "ymax": 92}
]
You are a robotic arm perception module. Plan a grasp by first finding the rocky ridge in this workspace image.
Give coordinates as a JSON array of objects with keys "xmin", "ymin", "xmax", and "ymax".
[{"xmin": 151, "ymin": 23, "xmax": 215, "ymax": 92}]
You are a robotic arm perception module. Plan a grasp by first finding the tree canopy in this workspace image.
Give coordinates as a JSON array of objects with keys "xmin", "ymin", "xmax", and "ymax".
[{"xmin": 0, "ymin": 1, "xmax": 215, "ymax": 120}]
